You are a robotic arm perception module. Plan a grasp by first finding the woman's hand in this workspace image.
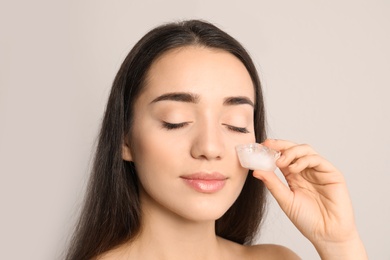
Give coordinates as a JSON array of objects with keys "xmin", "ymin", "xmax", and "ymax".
[{"xmin": 253, "ymin": 139, "xmax": 367, "ymax": 259}]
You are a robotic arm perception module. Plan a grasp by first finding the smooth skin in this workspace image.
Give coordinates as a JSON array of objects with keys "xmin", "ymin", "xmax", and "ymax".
[{"xmin": 97, "ymin": 46, "xmax": 366, "ymax": 259}]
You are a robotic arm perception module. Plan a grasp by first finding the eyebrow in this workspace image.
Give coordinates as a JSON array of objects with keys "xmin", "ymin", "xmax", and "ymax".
[
  {"xmin": 151, "ymin": 92, "xmax": 200, "ymax": 104},
  {"xmin": 150, "ymin": 92, "xmax": 254, "ymax": 107},
  {"xmin": 223, "ymin": 96, "xmax": 254, "ymax": 107}
]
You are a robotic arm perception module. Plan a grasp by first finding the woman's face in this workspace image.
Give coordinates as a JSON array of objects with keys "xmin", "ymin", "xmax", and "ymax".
[{"xmin": 123, "ymin": 46, "xmax": 256, "ymax": 221}]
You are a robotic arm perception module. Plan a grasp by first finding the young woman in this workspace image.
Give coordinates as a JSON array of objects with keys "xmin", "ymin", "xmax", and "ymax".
[{"xmin": 66, "ymin": 20, "xmax": 367, "ymax": 259}]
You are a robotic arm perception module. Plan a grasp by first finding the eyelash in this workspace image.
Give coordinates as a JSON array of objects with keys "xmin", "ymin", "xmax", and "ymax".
[
  {"xmin": 224, "ymin": 124, "xmax": 250, "ymax": 134},
  {"xmin": 162, "ymin": 122, "xmax": 189, "ymax": 130},
  {"xmin": 162, "ymin": 122, "xmax": 249, "ymax": 134}
]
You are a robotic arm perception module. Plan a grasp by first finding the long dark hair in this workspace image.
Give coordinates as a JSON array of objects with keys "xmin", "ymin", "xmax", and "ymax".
[{"xmin": 66, "ymin": 19, "xmax": 267, "ymax": 260}]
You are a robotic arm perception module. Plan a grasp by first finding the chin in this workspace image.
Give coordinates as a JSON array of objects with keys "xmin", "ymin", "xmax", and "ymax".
[{"xmin": 173, "ymin": 195, "xmax": 236, "ymax": 222}]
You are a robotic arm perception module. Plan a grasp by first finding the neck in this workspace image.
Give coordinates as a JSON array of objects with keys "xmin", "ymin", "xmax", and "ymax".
[{"xmin": 130, "ymin": 189, "xmax": 223, "ymax": 259}]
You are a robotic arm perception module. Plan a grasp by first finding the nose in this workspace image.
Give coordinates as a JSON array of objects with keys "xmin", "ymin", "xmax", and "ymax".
[{"xmin": 190, "ymin": 121, "xmax": 225, "ymax": 160}]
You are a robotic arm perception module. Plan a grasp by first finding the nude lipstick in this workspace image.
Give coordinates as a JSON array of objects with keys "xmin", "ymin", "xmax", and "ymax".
[{"xmin": 180, "ymin": 172, "xmax": 227, "ymax": 193}]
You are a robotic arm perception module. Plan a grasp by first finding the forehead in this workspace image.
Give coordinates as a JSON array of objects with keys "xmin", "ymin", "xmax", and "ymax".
[{"xmin": 142, "ymin": 46, "xmax": 255, "ymax": 102}]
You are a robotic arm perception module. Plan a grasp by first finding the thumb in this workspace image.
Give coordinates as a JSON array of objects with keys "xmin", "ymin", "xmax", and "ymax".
[{"xmin": 253, "ymin": 170, "xmax": 292, "ymax": 210}]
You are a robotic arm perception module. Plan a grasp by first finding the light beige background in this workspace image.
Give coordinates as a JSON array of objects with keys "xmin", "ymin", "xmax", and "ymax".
[{"xmin": 1, "ymin": 0, "xmax": 389, "ymax": 259}]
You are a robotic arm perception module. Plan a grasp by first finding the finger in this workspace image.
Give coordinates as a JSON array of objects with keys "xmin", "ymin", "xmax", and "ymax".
[
  {"xmin": 288, "ymin": 154, "xmax": 338, "ymax": 174},
  {"xmin": 276, "ymin": 143, "xmax": 317, "ymax": 168},
  {"xmin": 262, "ymin": 139, "xmax": 297, "ymax": 152},
  {"xmin": 253, "ymin": 170, "xmax": 292, "ymax": 210}
]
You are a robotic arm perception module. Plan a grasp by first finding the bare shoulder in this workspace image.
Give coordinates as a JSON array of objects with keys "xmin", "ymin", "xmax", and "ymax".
[
  {"xmin": 247, "ymin": 244, "xmax": 301, "ymax": 260},
  {"xmin": 218, "ymin": 237, "xmax": 300, "ymax": 259},
  {"xmin": 98, "ymin": 238, "xmax": 300, "ymax": 260},
  {"xmin": 92, "ymin": 243, "xmax": 132, "ymax": 260}
]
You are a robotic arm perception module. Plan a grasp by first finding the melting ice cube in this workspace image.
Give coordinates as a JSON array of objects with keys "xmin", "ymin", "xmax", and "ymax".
[{"xmin": 235, "ymin": 143, "xmax": 281, "ymax": 171}]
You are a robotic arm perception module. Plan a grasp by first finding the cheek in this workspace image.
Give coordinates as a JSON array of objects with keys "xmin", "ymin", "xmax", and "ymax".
[
  {"xmin": 131, "ymin": 139, "xmax": 174, "ymax": 199},
  {"xmin": 132, "ymin": 136, "xmax": 167, "ymax": 171},
  {"xmin": 130, "ymin": 123, "xmax": 184, "ymax": 183}
]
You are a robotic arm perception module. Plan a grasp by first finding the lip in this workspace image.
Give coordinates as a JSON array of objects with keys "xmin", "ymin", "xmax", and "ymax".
[{"xmin": 180, "ymin": 172, "xmax": 227, "ymax": 193}]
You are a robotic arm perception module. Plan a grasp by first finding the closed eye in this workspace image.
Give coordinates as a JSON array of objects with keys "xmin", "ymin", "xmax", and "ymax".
[
  {"xmin": 162, "ymin": 122, "xmax": 249, "ymax": 133},
  {"xmin": 223, "ymin": 124, "xmax": 250, "ymax": 134},
  {"xmin": 162, "ymin": 121, "xmax": 190, "ymax": 130}
]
